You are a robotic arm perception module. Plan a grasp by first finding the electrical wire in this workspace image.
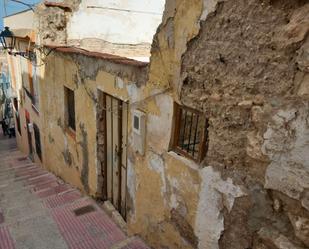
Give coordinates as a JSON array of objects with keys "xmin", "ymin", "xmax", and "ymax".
[
  {"xmin": 3, "ymin": 0, "xmax": 8, "ymax": 16},
  {"xmin": 87, "ymin": 6, "xmax": 162, "ymax": 16},
  {"xmin": 8, "ymin": 0, "xmax": 34, "ymax": 11}
]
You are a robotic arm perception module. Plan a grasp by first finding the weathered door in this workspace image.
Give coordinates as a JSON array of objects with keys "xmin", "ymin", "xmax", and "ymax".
[
  {"xmin": 104, "ymin": 94, "xmax": 128, "ymax": 219},
  {"xmin": 25, "ymin": 110, "xmax": 33, "ymax": 160}
]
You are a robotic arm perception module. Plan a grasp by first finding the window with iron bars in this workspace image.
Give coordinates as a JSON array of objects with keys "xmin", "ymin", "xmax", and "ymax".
[{"xmin": 172, "ymin": 103, "xmax": 209, "ymax": 162}]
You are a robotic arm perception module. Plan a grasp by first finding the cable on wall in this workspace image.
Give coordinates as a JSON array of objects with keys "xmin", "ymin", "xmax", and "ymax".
[
  {"xmin": 8, "ymin": 0, "xmax": 35, "ymax": 11},
  {"xmin": 87, "ymin": 6, "xmax": 162, "ymax": 16}
]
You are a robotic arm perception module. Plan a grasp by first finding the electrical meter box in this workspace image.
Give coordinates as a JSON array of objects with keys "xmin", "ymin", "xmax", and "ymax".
[{"xmin": 132, "ymin": 110, "xmax": 146, "ymax": 155}]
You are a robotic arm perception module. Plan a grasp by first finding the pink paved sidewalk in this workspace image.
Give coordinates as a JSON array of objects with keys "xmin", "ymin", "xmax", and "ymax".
[{"xmin": 0, "ymin": 132, "xmax": 148, "ymax": 249}]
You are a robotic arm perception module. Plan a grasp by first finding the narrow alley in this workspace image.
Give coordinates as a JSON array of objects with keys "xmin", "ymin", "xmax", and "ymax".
[
  {"xmin": 0, "ymin": 0, "xmax": 308, "ymax": 248},
  {"xmin": 0, "ymin": 132, "xmax": 148, "ymax": 249}
]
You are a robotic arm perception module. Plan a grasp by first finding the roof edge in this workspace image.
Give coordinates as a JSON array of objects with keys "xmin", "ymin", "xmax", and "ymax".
[
  {"xmin": 44, "ymin": 1, "xmax": 72, "ymax": 11},
  {"xmin": 44, "ymin": 45, "xmax": 149, "ymax": 68}
]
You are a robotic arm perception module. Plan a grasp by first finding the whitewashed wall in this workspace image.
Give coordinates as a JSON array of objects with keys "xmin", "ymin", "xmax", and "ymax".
[{"xmin": 67, "ymin": 0, "xmax": 165, "ymax": 45}]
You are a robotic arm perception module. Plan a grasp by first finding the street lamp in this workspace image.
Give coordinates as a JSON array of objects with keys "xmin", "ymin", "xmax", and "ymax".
[
  {"xmin": 0, "ymin": 26, "xmax": 35, "ymax": 61},
  {"xmin": 0, "ymin": 27, "xmax": 16, "ymax": 51}
]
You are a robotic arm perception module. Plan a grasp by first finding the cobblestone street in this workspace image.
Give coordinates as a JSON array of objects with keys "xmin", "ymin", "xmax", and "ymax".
[{"xmin": 0, "ymin": 132, "xmax": 148, "ymax": 249}]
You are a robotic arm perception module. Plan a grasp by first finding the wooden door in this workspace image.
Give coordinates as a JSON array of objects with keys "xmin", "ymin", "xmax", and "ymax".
[
  {"xmin": 104, "ymin": 94, "xmax": 128, "ymax": 219},
  {"xmin": 25, "ymin": 110, "xmax": 33, "ymax": 160}
]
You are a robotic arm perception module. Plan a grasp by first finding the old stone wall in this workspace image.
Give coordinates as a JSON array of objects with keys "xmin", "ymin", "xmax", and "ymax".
[
  {"xmin": 35, "ymin": 0, "xmax": 81, "ymax": 45},
  {"xmin": 179, "ymin": 0, "xmax": 309, "ymax": 248}
]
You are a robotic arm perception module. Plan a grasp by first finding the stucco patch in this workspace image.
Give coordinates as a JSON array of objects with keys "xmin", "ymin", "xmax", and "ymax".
[
  {"xmin": 263, "ymin": 104, "xmax": 309, "ymax": 209},
  {"xmin": 147, "ymin": 151, "xmax": 167, "ymax": 197},
  {"xmin": 147, "ymin": 95, "xmax": 173, "ymax": 153},
  {"xmin": 195, "ymin": 166, "xmax": 246, "ymax": 249},
  {"xmin": 127, "ymin": 159, "xmax": 137, "ymax": 222},
  {"xmin": 126, "ymin": 84, "xmax": 139, "ymax": 103},
  {"xmin": 201, "ymin": 0, "xmax": 221, "ymax": 21}
]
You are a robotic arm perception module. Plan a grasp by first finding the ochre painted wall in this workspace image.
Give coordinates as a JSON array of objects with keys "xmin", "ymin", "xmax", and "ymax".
[{"xmin": 40, "ymin": 52, "xmax": 145, "ymax": 196}]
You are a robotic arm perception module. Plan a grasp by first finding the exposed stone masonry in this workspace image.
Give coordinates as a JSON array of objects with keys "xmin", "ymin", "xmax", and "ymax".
[
  {"xmin": 35, "ymin": 0, "xmax": 81, "ymax": 45},
  {"xmin": 180, "ymin": 0, "xmax": 309, "ymax": 248}
]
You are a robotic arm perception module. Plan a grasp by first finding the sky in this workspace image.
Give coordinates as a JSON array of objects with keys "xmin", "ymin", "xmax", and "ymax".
[{"xmin": 0, "ymin": 0, "xmax": 41, "ymax": 30}]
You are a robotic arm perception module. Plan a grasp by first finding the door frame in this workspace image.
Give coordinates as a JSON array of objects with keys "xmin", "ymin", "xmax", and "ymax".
[{"xmin": 98, "ymin": 91, "xmax": 128, "ymax": 220}]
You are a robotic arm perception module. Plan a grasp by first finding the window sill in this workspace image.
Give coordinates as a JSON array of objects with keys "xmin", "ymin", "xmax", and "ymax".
[
  {"xmin": 173, "ymin": 147, "xmax": 201, "ymax": 162},
  {"xmin": 66, "ymin": 127, "xmax": 76, "ymax": 140},
  {"xmin": 167, "ymin": 151, "xmax": 200, "ymax": 171}
]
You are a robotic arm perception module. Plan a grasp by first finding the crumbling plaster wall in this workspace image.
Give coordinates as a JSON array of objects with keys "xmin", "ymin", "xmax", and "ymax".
[
  {"xmin": 128, "ymin": 0, "xmax": 309, "ymax": 249},
  {"xmin": 39, "ymin": 44, "xmax": 204, "ymax": 249},
  {"xmin": 35, "ymin": 0, "xmax": 81, "ymax": 45},
  {"xmin": 41, "ymin": 51, "xmax": 148, "ymax": 197},
  {"xmin": 41, "ymin": 54, "xmax": 85, "ymax": 191},
  {"xmin": 125, "ymin": 0, "xmax": 238, "ymax": 248}
]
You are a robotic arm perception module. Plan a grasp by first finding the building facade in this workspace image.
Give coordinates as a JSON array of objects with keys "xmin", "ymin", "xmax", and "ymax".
[
  {"xmin": 3, "ymin": 0, "xmax": 309, "ymax": 249},
  {"xmin": 3, "ymin": 9, "xmax": 44, "ymax": 164}
]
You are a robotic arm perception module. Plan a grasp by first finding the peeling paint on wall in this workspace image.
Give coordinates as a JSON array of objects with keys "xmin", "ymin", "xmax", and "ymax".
[
  {"xmin": 62, "ymin": 147, "xmax": 73, "ymax": 166},
  {"xmin": 195, "ymin": 166, "xmax": 245, "ymax": 249},
  {"xmin": 127, "ymin": 159, "xmax": 137, "ymax": 222},
  {"xmin": 147, "ymin": 151, "xmax": 167, "ymax": 198},
  {"xmin": 263, "ymin": 103, "xmax": 309, "ymax": 210},
  {"xmin": 200, "ymin": 0, "xmax": 220, "ymax": 21},
  {"xmin": 79, "ymin": 123, "xmax": 89, "ymax": 193}
]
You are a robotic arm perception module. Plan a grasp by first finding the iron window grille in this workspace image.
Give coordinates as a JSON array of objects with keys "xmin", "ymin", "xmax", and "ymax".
[{"xmin": 172, "ymin": 103, "xmax": 209, "ymax": 162}]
